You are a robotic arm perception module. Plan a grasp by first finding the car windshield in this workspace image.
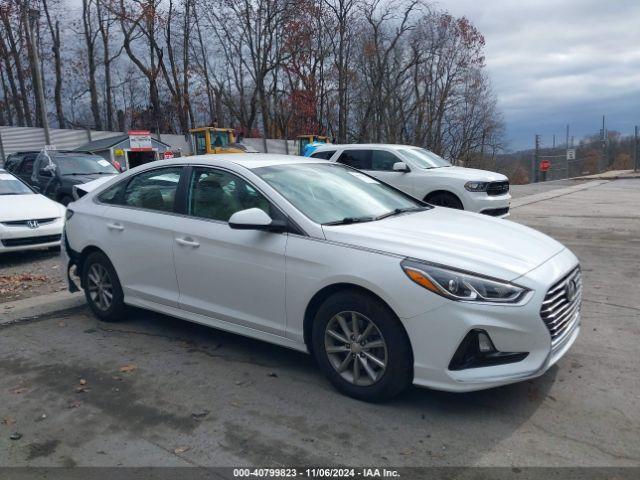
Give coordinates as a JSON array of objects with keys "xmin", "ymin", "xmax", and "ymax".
[
  {"xmin": 54, "ymin": 155, "xmax": 118, "ymax": 175},
  {"xmin": 0, "ymin": 173, "xmax": 33, "ymax": 195},
  {"xmin": 397, "ymin": 148, "xmax": 451, "ymax": 169},
  {"xmin": 254, "ymin": 163, "xmax": 426, "ymax": 225}
]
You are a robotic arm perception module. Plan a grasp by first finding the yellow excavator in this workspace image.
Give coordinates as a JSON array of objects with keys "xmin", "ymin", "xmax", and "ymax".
[{"xmin": 189, "ymin": 127, "xmax": 254, "ymax": 155}]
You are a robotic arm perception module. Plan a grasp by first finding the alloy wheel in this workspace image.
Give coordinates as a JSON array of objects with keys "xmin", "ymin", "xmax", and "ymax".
[
  {"xmin": 87, "ymin": 263, "xmax": 114, "ymax": 311},
  {"xmin": 324, "ymin": 311, "xmax": 388, "ymax": 386}
]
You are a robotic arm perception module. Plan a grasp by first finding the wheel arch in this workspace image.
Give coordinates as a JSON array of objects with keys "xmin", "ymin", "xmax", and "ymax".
[
  {"xmin": 303, "ymin": 282, "xmax": 414, "ymax": 363},
  {"xmin": 424, "ymin": 189, "xmax": 465, "ymax": 209},
  {"xmin": 77, "ymin": 245, "xmax": 109, "ymax": 289}
]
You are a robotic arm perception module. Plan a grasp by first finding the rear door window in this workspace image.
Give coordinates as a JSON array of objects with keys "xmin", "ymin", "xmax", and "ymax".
[
  {"xmin": 336, "ymin": 150, "xmax": 372, "ymax": 170},
  {"xmin": 122, "ymin": 167, "xmax": 183, "ymax": 212}
]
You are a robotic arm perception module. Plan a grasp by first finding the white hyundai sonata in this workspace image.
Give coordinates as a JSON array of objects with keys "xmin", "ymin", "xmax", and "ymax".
[{"xmin": 63, "ymin": 155, "xmax": 581, "ymax": 401}]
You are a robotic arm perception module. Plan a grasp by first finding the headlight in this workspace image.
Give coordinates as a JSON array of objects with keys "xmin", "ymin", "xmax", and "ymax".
[
  {"xmin": 401, "ymin": 259, "xmax": 529, "ymax": 304},
  {"xmin": 464, "ymin": 181, "xmax": 488, "ymax": 192}
]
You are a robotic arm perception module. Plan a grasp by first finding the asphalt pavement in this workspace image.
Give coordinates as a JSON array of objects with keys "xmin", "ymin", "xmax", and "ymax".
[{"xmin": 0, "ymin": 178, "xmax": 639, "ymax": 467}]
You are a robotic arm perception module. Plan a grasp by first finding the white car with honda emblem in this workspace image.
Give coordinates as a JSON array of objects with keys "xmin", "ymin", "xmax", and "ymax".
[
  {"xmin": 0, "ymin": 169, "xmax": 65, "ymax": 253},
  {"xmin": 63, "ymin": 155, "xmax": 580, "ymax": 401}
]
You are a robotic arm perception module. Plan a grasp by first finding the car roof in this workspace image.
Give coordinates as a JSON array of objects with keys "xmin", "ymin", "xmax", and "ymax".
[
  {"xmin": 168, "ymin": 153, "xmax": 330, "ymax": 170},
  {"xmin": 47, "ymin": 150, "xmax": 97, "ymax": 157},
  {"xmin": 313, "ymin": 143, "xmax": 420, "ymax": 151}
]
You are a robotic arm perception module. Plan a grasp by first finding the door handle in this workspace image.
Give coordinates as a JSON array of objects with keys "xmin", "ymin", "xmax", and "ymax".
[
  {"xmin": 176, "ymin": 237, "xmax": 200, "ymax": 248},
  {"xmin": 107, "ymin": 223, "xmax": 124, "ymax": 231}
]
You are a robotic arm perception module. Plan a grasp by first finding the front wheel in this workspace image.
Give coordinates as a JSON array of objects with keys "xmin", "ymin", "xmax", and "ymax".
[
  {"xmin": 311, "ymin": 291, "xmax": 413, "ymax": 402},
  {"xmin": 82, "ymin": 251, "xmax": 127, "ymax": 322},
  {"xmin": 426, "ymin": 192, "xmax": 463, "ymax": 209}
]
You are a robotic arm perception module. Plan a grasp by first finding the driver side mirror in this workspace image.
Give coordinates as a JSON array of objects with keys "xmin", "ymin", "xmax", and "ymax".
[
  {"xmin": 228, "ymin": 208, "xmax": 287, "ymax": 232},
  {"xmin": 393, "ymin": 162, "xmax": 410, "ymax": 172}
]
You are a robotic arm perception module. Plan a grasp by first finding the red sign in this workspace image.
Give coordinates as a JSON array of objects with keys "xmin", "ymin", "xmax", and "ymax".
[
  {"xmin": 540, "ymin": 159, "xmax": 551, "ymax": 172},
  {"xmin": 163, "ymin": 151, "xmax": 174, "ymax": 159}
]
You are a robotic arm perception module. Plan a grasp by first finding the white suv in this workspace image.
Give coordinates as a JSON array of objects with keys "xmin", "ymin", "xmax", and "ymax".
[{"xmin": 311, "ymin": 144, "xmax": 511, "ymax": 217}]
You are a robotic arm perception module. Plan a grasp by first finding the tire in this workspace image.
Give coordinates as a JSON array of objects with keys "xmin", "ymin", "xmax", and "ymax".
[
  {"xmin": 59, "ymin": 195, "xmax": 73, "ymax": 206},
  {"xmin": 311, "ymin": 290, "xmax": 413, "ymax": 402},
  {"xmin": 426, "ymin": 192, "xmax": 463, "ymax": 209},
  {"xmin": 82, "ymin": 251, "xmax": 127, "ymax": 322}
]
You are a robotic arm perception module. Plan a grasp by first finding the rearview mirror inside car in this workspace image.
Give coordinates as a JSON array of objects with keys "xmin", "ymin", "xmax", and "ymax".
[
  {"xmin": 393, "ymin": 162, "xmax": 410, "ymax": 172},
  {"xmin": 39, "ymin": 169, "xmax": 53, "ymax": 177},
  {"xmin": 228, "ymin": 208, "xmax": 286, "ymax": 232}
]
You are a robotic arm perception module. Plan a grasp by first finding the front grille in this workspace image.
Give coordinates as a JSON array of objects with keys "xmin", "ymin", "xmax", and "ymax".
[
  {"xmin": 481, "ymin": 207, "xmax": 509, "ymax": 217},
  {"xmin": 486, "ymin": 181, "xmax": 510, "ymax": 196},
  {"xmin": 1, "ymin": 234, "xmax": 61, "ymax": 247},
  {"xmin": 540, "ymin": 266, "xmax": 582, "ymax": 346},
  {"xmin": 1, "ymin": 218, "xmax": 58, "ymax": 227}
]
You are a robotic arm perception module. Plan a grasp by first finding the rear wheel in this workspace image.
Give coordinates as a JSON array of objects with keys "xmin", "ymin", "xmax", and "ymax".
[
  {"xmin": 82, "ymin": 251, "xmax": 126, "ymax": 322},
  {"xmin": 426, "ymin": 192, "xmax": 463, "ymax": 209},
  {"xmin": 311, "ymin": 290, "xmax": 413, "ymax": 402}
]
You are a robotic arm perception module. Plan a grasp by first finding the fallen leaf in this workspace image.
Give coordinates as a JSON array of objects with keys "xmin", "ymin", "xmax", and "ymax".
[
  {"xmin": 11, "ymin": 387, "xmax": 27, "ymax": 395},
  {"xmin": 2, "ymin": 417, "xmax": 16, "ymax": 426},
  {"xmin": 173, "ymin": 446, "xmax": 189, "ymax": 454},
  {"xmin": 57, "ymin": 321, "xmax": 66, "ymax": 327},
  {"xmin": 67, "ymin": 401, "xmax": 82, "ymax": 409},
  {"xmin": 79, "ymin": 379, "xmax": 87, "ymax": 386},
  {"xmin": 119, "ymin": 364, "xmax": 137, "ymax": 373}
]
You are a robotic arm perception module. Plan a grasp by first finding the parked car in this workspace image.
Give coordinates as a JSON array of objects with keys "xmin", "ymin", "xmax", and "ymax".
[
  {"xmin": 10, "ymin": 150, "xmax": 119, "ymax": 206},
  {"xmin": 63, "ymin": 154, "xmax": 580, "ymax": 401},
  {"xmin": 311, "ymin": 144, "xmax": 511, "ymax": 217},
  {"xmin": 0, "ymin": 169, "xmax": 66, "ymax": 253},
  {"xmin": 3, "ymin": 151, "xmax": 39, "ymax": 183}
]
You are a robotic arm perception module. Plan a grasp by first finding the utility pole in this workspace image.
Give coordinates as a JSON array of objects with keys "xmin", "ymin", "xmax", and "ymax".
[
  {"xmin": 532, "ymin": 134, "xmax": 541, "ymax": 183},
  {"xmin": 27, "ymin": 6, "xmax": 51, "ymax": 145},
  {"xmin": 0, "ymin": 128, "xmax": 6, "ymax": 165},
  {"xmin": 635, "ymin": 126, "xmax": 638, "ymax": 172},
  {"xmin": 552, "ymin": 134, "xmax": 556, "ymax": 149},
  {"xmin": 600, "ymin": 115, "xmax": 607, "ymax": 173},
  {"xmin": 565, "ymin": 124, "xmax": 570, "ymax": 179}
]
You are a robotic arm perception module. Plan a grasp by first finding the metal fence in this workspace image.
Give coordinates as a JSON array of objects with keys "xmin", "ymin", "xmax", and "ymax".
[{"xmin": 0, "ymin": 125, "xmax": 298, "ymax": 164}]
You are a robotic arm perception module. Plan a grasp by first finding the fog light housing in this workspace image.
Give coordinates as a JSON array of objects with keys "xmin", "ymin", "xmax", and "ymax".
[{"xmin": 448, "ymin": 329, "xmax": 528, "ymax": 371}]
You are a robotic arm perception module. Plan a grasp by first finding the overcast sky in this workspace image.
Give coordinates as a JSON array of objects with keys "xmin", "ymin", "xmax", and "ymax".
[{"xmin": 438, "ymin": 0, "xmax": 640, "ymax": 151}]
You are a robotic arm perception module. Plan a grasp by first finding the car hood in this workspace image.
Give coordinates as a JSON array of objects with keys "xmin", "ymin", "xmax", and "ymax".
[
  {"xmin": 0, "ymin": 193, "xmax": 65, "ymax": 222},
  {"xmin": 63, "ymin": 173, "xmax": 117, "ymax": 184},
  {"xmin": 426, "ymin": 166, "xmax": 507, "ymax": 182},
  {"xmin": 322, "ymin": 208, "xmax": 565, "ymax": 281}
]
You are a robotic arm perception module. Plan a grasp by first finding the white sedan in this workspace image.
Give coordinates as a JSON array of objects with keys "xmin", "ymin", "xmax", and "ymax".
[
  {"xmin": 0, "ymin": 169, "xmax": 66, "ymax": 253},
  {"xmin": 63, "ymin": 155, "xmax": 581, "ymax": 401}
]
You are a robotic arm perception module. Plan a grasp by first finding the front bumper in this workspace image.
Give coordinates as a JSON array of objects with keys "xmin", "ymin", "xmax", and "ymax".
[
  {"xmin": 402, "ymin": 248, "xmax": 580, "ymax": 392},
  {"xmin": 0, "ymin": 218, "xmax": 64, "ymax": 253},
  {"xmin": 464, "ymin": 192, "xmax": 511, "ymax": 218}
]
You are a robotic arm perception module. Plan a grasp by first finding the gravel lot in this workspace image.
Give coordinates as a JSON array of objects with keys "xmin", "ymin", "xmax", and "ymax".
[
  {"xmin": 0, "ymin": 179, "xmax": 638, "ymax": 468},
  {"xmin": 0, "ymin": 249, "xmax": 66, "ymax": 303}
]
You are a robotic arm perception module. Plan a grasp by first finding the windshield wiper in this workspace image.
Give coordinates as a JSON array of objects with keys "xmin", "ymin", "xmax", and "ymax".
[
  {"xmin": 323, "ymin": 216, "xmax": 375, "ymax": 226},
  {"xmin": 374, "ymin": 206, "xmax": 427, "ymax": 221},
  {"xmin": 62, "ymin": 172, "xmax": 113, "ymax": 176}
]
